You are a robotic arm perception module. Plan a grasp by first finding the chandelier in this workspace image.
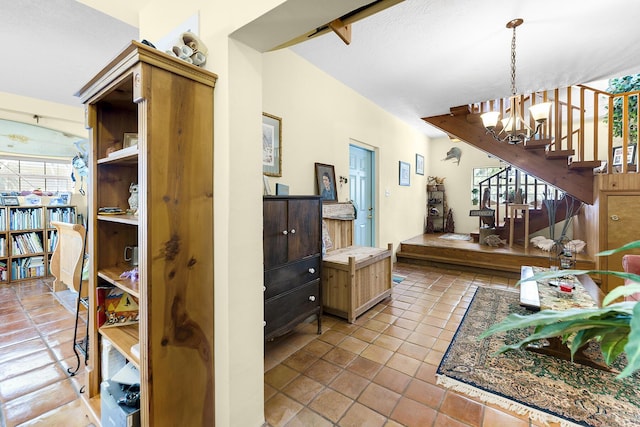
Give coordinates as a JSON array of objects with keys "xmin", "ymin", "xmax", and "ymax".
[{"xmin": 481, "ymin": 18, "xmax": 552, "ymax": 145}]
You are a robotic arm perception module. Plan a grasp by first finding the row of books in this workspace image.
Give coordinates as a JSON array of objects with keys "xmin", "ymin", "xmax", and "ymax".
[
  {"xmin": 0, "ymin": 209, "xmax": 5, "ymax": 232},
  {"xmin": 11, "ymin": 256, "xmax": 45, "ymax": 280},
  {"xmin": 0, "ymin": 261, "xmax": 6, "ymax": 281},
  {"xmin": 48, "ymin": 230, "xmax": 58, "ymax": 252},
  {"xmin": 11, "ymin": 232, "xmax": 44, "ymax": 255},
  {"xmin": 9, "ymin": 208, "xmax": 43, "ymax": 230},
  {"xmin": 47, "ymin": 207, "xmax": 76, "ymax": 226},
  {"xmin": 0, "ymin": 237, "xmax": 5, "ymax": 257}
]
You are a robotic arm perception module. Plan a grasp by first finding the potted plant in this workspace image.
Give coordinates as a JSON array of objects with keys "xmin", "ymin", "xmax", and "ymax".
[{"xmin": 480, "ymin": 240, "xmax": 640, "ymax": 378}]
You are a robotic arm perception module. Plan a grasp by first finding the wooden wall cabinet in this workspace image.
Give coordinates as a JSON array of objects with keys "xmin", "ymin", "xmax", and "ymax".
[
  {"xmin": 77, "ymin": 41, "xmax": 216, "ymax": 426},
  {"xmin": 263, "ymin": 196, "xmax": 322, "ymax": 340}
]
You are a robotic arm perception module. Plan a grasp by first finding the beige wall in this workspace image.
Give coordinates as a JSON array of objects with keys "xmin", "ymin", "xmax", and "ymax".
[{"xmin": 262, "ymin": 49, "xmax": 429, "ymax": 249}]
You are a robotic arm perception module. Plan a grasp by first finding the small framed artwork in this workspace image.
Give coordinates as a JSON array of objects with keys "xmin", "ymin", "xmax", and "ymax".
[
  {"xmin": 612, "ymin": 145, "xmax": 636, "ymax": 166},
  {"xmin": 315, "ymin": 163, "xmax": 338, "ymax": 203},
  {"xmin": 399, "ymin": 161, "xmax": 410, "ymax": 186},
  {"xmin": 123, "ymin": 133, "xmax": 139, "ymax": 148},
  {"xmin": 263, "ymin": 176, "xmax": 272, "ymax": 195},
  {"xmin": 262, "ymin": 113, "xmax": 282, "ymax": 177},
  {"xmin": 1, "ymin": 196, "xmax": 19, "ymax": 206},
  {"xmin": 276, "ymin": 183, "xmax": 289, "ymax": 195},
  {"xmin": 58, "ymin": 192, "xmax": 71, "ymax": 205},
  {"xmin": 416, "ymin": 154, "xmax": 424, "ymax": 175}
]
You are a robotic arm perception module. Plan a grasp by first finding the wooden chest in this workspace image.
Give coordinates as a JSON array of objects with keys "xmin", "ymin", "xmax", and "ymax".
[{"xmin": 321, "ymin": 243, "xmax": 392, "ymax": 323}]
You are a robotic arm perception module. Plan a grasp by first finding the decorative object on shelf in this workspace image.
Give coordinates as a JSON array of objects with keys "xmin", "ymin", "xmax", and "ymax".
[
  {"xmin": 263, "ymin": 175, "xmax": 271, "ymax": 195},
  {"xmin": 315, "ymin": 162, "xmax": 338, "ymax": 202},
  {"xmin": 123, "ymin": 133, "xmax": 138, "ymax": 149},
  {"xmin": 399, "ymin": 161, "xmax": 410, "ymax": 186},
  {"xmin": 612, "ymin": 144, "xmax": 637, "ymax": 166},
  {"xmin": 415, "ymin": 153, "xmax": 424, "ymax": 175},
  {"xmin": 275, "ymin": 183, "xmax": 289, "ymax": 195},
  {"xmin": 444, "ymin": 208, "xmax": 455, "ymax": 233},
  {"xmin": 127, "ymin": 183, "xmax": 139, "ymax": 215},
  {"xmin": 24, "ymin": 194, "xmax": 41, "ymax": 206},
  {"xmin": 442, "ymin": 146, "xmax": 461, "ymax": 165},
  {"xmin": 1, "ymin": 196, "xmax": 19, "ymax": 206},
  {"xmin": 120, "ymin": 267, "xmax": 139, "ymax": 281},
  {"xmin": 262, "ymin": 113, "xmax": 282, "ymax": 177},
  {"xmin": 483, "ymin": 234, "xmax": 506, "ymax": 247},
  {"xmin": 480, "ymin": 19, "xmax": 552, "ymax": 145},
  {"xmin": 124, "ymin": 245, "xmax": 139, "ymax": 267},
  {"xmin": 165, "ymin": 32, "xmax": 208, "ymax": 67}
]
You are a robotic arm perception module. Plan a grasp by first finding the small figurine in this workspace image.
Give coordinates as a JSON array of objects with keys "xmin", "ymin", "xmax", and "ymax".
[{"xmin": 128, "ymin": 183, "xmax": 139, "ymax": 215}]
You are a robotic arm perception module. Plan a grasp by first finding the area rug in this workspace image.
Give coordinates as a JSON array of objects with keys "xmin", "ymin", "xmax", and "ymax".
[
  {"xmin": 436, "ymin": 287, "xmax": 640, "ymax": 427},
  {"xmin": 438, "ymin": 233, "xmax": 472, "ymax": 241}
]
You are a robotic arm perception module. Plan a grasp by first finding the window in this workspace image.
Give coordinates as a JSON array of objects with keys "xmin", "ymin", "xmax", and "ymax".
[
  {"xmin": 0, "ymin": 157, "xmax": 73, "ymax": 193},
  {"xmin": 472, "ymin": 167, "xmax": 504, "ymax": 205}
]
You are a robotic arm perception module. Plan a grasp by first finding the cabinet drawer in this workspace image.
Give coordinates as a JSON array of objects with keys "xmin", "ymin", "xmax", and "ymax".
[
  {"xmin": 264, "ymin": 256, "xmax": 320, "ymax": 300},
  {"xmin": 264, "ymin": 279, "xmax": 320, "ymax": 337}
]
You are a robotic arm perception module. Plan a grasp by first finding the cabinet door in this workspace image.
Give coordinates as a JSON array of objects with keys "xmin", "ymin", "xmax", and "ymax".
[
  {"xmin": 605, "ymin": 195, "xmax": 640, "ymax": 292},
  {"xmin": 288, "ymin": 199, "xmax": 320, "ymax": 261},
  {"xmin": 264, "ymin": 199, "xmax": 289, "ymax": 269}
]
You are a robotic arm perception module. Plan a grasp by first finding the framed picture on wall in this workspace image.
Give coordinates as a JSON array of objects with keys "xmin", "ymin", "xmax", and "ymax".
[
  {"xmin": 416, "ymin": 154, "xmax": 424, "ymax": 175},
  {"xmin": 315, "ymin": 163, "xmax": 337, "ymax": 202},
  {"xmin": 612, "ymin": 145, "xmax": 636, "ymax": 166},
  {"xmin": 262, "ymin": 113, "xmax": 282, "ymax": 177},
  {"xmin": 399, "ymin": 161, "xmax": 410, "ymax": 186}
]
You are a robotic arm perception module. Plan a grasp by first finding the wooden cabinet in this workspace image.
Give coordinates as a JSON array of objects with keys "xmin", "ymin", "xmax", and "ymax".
[
  {"xmin": 263, "ymin": 196, "xmax": 322, "ymax": 340},
  {"xmin": 77, "ymin": 41, "xmax": 216, "ymax": 426}
]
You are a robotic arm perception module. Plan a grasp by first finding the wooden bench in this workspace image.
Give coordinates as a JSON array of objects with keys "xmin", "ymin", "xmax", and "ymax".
[{"xmin": 322, "ymin": 212, "xmax": 392, "ymax": 323}]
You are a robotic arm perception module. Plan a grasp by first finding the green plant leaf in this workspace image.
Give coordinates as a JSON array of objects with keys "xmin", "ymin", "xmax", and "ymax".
[
  {"xmin": 597, "ymin": 240, "xmax": 640, "ymax": 256},
  {"xmin": 600, "ymin": 329, "xmax": 629, "ymax": 365},
  {"xmin": 603, "ymin": 284, "xmax": 640, "ymax": 306},
  {"xmin": 618, "ymin": 302, "xmax": 640, "ymax": 378}
]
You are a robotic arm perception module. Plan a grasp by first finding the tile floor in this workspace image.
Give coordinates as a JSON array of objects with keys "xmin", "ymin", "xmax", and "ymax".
[
  {"xmin": 264, "ymin": 262, "xmax": 563, "ymax": 427},
  {"xmin": 0, "ymin": 277, "xmax": 92, "ymax": 427},
  {"xmin": 1, "ymin": 262, "xmax": 564, "ymax": 427}
]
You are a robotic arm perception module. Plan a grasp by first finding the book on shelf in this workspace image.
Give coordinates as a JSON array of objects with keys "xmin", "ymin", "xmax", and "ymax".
[{"xmin": 11, "ymin": 232, "xmax": 44, "ymax": 255}]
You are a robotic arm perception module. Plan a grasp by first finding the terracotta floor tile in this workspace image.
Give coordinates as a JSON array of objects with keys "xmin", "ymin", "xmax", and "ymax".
[
  {"xmin": 317, "ymin": 329, "xmax": 347, "ymax": 346},
  {"xmin": 372, "ymin": 334, "xmax": 403, "ymax": 352},
  {"xmin": 390, "ymin": 396, "xmax": 437, "ymax": 427},
  {"xmin": 0, "ymin": 338, "xmax": 47, "ymax": 365},
  {"xmin": 346, "ymin": 356, "xmax": 383, "ymax": 379},
  {"xmin": 35, "ymin": 317, "xmax": 76, "ymax": 336},
  {"xmin": 282, "ymin": 374, "xmax": 325, "ymax": 405},
  {"xmin": 372, "ymin": 366, "xmax": 411, "ymax": 394},
  {"xmin": 337, "ymin": 336, "xmax": 369, "ymax": 354},
  {"xmin": 362, "ymin": 319, "xmax": 389, "ymax": 333},
  {"xmin": 357, "ymin": 383, "xmax": 400, "ymax": 417},
  {"xmin": 0, "ymin": 363, "xmax": 67, "ymax": 402},
  {"xmin": 0, "ymin": 349, "xmax": 56, "ymax": 382},
  {"xmin": 265, "ymin": 364, "xmax": 300, "ymax": 390},
  {"xmin": 304, "ymin": 359, "xmax": 342, "ymax": 385},
  {"xmin": 283, "ymin": 350, "xmax": 320, "ymax": 372},
  {"xmin": 360, "ymin": 344, "xmax": 394, "ymax": 365},
  {"xmin": 284, "ymin": 407, "xmax": 333, "ymax": 427},
  {"xmin": 404, "ymin": 378, "xmax": 445, "ymax": 409},
  {"xmin": 415, "ymin": 362, "xmax": 438, "ymax": 384},
  {"xmin": 322, "ymin": 347, "xmax": 357, "ymax": 368},
  {"xmin": 338, "ymin": 402, "xmax": 387, "ymax": 427},
  {"xmin": 381, "ymin": 325, "xmax": 411, "ymax": 340},
  {"xmin": 265, "ymin": 393, "xmax": 304, "ymax": 427},
  {"xmin": 0, "ymin": 326, "xmax": 39, "ymax": 350},
  {"xmin": 396, "ymin": 341, "xmax": 430, "ymax": 361},
  {"xmin": 17, "ymin": 398, "xmax": 93, "ymax": 427},
  {"xmin": 350, "ymin": 327, "xmax": 381, "ymax": 343},
  {"xmin": 386, "ymin": 352, "xmax": 420, "ymax": 376},
  {"xmin": 308, "ymin": 388, "xmax": 353, "ymax": 423},
  {"xmin": 393, "ymin": 317, "xmax": 418, "ymax": 331},
  {"xmin": 439, "ymin": 391, "xmax": 483, "ymax": 426},
  {"xmin": 482, "ymin": 406, "xmax": 530, "ymax": 427},
  {"xmin": 424, "ymin": 349, "xmax": 445, "ymax": 365},
  {"xmin": 434, "ymin": 412, "xmax": 474, "ymax": 427},
  {"xmin": 329, "ymin": 370, "xmax": 369, "ymax": 399},
  {"xmin": 302, "ymin": 340, "xmax": 334, "ymax": 358},
  {"xmin": 3, "ymin": 378, "xmax": 78, "ymax": 426}
]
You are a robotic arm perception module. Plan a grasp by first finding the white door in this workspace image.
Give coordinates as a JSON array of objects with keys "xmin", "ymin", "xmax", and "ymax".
[{"xmin": 349, "ymin": 144, "xmax": 374, "ymax": 246}]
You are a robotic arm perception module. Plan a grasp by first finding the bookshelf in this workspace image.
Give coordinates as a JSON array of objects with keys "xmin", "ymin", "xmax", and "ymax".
[
  {"xmin": 0, "ymin": 205, "xmax": 76, "ymax": 283},
  {"xmin": 77, "ymin": 41, "xmax": 216, "ymax": 426}
]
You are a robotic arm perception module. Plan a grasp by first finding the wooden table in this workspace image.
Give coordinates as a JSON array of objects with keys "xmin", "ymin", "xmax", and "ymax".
[
  {"xmin": 519, "ymin": 266, "xmax": 607, "ymax": 370},
  {"xmin": 508, "ymin": 204, "xmax": 530, "ymax": 248}
]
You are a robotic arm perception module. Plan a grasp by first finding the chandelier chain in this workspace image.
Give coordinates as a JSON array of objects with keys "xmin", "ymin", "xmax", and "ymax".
[{"xmin": 510, "ymin": 24, "xmax": 517, "ymax": 96}]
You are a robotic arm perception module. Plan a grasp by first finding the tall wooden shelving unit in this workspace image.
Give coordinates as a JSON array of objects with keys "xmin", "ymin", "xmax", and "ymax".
[{"xmin": 76, "ymin": 41, "xmax": 216, "ymax": 426}]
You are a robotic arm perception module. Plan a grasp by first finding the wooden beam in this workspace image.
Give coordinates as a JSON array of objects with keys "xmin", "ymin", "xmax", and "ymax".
[{"xmin": 329, "ymin": 19, "xmax": 351, "ymax": 45}]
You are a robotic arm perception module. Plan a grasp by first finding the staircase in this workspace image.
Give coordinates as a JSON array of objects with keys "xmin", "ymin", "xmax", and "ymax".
[
  {"xmin": 422, "ymin": 85, "xmax": 640, "ymax": 205},
  {"xmin": 471, "ymin": 166, "xmax": 582, "ymax": 243}
]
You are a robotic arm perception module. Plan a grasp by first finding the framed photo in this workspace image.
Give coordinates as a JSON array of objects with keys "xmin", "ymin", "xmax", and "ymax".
[
  {"xmin": 276, "ymin": 183, "xmax": 289, "ymax": 195},
  {"xmin": 612, "ymin": 145, "xmax": 636, "ymax": 166},
  {"xmin": 58, "ymin": 192, "xmax": 71, "ymax": 205},
  {"xmin": 1, "ymin": 196, "xmax": 19, "ymax": 206},
  {"xmin": 123, "ymin": 133, "xmax": 138, "ymax": 148},
  {"xmin": 262, "ymin": 113, "xmax": 282, "ymax": 177},
  {"xmin": 416, "ymin": 154, "xmax": 424, "ymax": 175},
  {"xmin": 399, "ymin": 161, "xmax": 410, "ymax": 186},
  {"xmin": 315, "ymin": 163, "xmax": 337, "ymax": 203}
]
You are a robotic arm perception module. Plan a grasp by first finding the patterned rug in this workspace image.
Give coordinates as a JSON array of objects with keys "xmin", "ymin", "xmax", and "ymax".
[
  {"xmin": 438, "ymin": 233, "xmax": 472, "ymax": 241},
  {"xmin": 437, "ymin": 287, "xmax": 640, "ymax": 427}
]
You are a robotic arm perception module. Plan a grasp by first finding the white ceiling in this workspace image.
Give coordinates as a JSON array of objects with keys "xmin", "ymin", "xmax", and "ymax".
[{"xmin": 2, "ymin": 0, "xmax": 640, "ymax": 143}]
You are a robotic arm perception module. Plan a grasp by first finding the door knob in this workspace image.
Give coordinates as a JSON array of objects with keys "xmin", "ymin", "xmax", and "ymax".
[
  {"xmin": 308, "ymin": 296, "xmax": 316, "ymax": 302},
  {"xmin": 308, "ymin": 268, "xmax": 315, "ymax": 274},
  {"xmin": 290, "ymin": 229, "xmax": 296, "ymax": 234},
  {"xmin": 611, "ymin": 215, "xmax": 620, "ymax": 221},
  {"xmin": 282, "ymin": 230, "xmax": 288, "ymax": 235}
]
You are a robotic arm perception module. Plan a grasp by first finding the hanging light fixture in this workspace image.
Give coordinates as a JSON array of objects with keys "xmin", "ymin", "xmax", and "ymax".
[{"xmin": 481, "ymin": 18, "xmax": 552, "ymax": 145}]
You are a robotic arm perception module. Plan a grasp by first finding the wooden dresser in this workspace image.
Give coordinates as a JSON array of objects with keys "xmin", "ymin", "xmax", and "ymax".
[{"xmin": 263, "ymin": 196, "xmax": 322, "ymax": 340}]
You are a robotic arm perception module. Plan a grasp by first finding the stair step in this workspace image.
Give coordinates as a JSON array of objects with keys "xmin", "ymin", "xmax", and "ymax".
[
  {"xmin": 523, "ymin": 138, "xmax": 553, "ymax": 149},
  {"xmin": 545, "ymin": 149, "xmax": 575, "ymax": 159},
  {"xmin": 568, "ymin": 160, "xmax": 603, "ymax": 170}
]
